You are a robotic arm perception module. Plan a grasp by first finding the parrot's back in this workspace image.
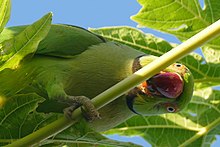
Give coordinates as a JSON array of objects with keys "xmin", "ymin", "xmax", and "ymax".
[{"xmin": 0, "ymin": 24, "xmax": 106, "ymax": 58}]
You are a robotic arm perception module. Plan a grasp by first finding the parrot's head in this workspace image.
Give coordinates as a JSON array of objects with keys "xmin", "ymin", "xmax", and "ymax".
[{"xmin": 126, "ymin": 55, "xmax": 194, "ymax": 116}]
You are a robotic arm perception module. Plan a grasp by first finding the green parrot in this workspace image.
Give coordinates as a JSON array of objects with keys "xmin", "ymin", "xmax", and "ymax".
[{"xmin": 0, "ymin": 24, "xmax": 194, "ymax": 132}]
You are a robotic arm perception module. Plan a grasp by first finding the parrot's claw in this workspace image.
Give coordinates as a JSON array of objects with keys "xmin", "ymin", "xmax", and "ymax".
[{"xmin": 63, "ymin": 96, "xmax": 101, "ymax": 121}]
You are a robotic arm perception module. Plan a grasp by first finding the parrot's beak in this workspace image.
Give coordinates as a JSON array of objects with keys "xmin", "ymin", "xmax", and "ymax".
[{"xmin": 146, "ymin": 72, "xmax": 184, "ymax": 99}]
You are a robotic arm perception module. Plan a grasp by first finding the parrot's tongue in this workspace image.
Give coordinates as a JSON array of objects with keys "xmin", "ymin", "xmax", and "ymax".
[{"xmin": 147, "ymin": 72, "xmax": 184, "ymax": 98}]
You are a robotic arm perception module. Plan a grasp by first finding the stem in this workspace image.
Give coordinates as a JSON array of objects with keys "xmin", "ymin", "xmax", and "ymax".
[{"xmin": 6, "ymin": 19, "xmax": 220, "ymax": 147}]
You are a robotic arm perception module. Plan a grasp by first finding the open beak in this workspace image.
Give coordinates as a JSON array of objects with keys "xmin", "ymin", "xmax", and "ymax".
[{"xmin": 147, "ymin": 72, "xmax": 184, "ymax": 98}]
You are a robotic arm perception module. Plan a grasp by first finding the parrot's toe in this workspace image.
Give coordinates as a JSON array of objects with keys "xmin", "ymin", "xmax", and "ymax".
[
  {"xmin": 63, "ymin": 95, "xmax": 101, "ymax": 121},
  {"xmin": 81, "ymin": 106, "xmax": 101, "ymax": 122},
  {"xmin": 63, "ymin": 105, "xmax": 78, "ymax": 120}
]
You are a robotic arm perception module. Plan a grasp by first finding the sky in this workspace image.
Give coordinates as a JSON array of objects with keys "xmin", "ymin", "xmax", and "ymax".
[{"xmin": 7, "ymin": 0, "xmax": 219, "ymax": 147}]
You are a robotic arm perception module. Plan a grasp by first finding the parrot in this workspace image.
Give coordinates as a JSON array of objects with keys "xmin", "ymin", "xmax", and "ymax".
[{"xmin": 0, "ymin": 24, "xmax": 194, "ymax": 132}]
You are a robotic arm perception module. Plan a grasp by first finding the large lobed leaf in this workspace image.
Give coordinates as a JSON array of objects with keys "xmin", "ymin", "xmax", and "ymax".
[
  {"xmin": 131, "ymin": 0, "xmax": 213, "ymax": 39},
  {"xmin": 0, "ymin": 94, "xmax": 45, "ymax": 146},
  {"xmin": 0, "ymin": 0, "xmax": 11, "ymax": 33},
  {"xmin": 131, "ymin": 0, "xmax": 220, "ymax": 64},
  {"xmin": 90, "ymin": 26, "xmax": 175, "ymax": 57}
]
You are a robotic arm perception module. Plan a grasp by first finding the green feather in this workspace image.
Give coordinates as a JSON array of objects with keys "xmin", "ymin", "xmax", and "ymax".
[
  {"xmin": 0, "ymin": 24, "xmax": 106, "ymax": 58},
  {"xmin": 37, "ymin": 25, "xmax": 106, "ymax": 58}
]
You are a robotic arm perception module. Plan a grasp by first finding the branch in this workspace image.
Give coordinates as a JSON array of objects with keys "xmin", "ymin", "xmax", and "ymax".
[{"xmin": 6, "ymin": 19, "xmax": 220, "ymax": 147}]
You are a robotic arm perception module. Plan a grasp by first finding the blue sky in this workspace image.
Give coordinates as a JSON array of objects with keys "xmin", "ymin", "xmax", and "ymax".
[{"xmin": 8, "ymin": 0, "xmax": 219, "ymax": 146}]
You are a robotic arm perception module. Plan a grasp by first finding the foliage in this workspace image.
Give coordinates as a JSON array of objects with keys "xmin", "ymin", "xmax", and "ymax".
[{"xmin": 0, "ymin": 0, "xmax": 220, "ymax": 147}]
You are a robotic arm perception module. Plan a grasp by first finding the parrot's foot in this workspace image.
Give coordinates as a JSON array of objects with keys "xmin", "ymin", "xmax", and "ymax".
[{"xmin": 63, "ymin": 96, "xmax": 101, "ymax": 121}]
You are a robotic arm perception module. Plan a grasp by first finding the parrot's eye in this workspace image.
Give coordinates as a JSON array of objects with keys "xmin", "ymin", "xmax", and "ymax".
[
  {"xmin": 175, "ymin": 63, "xmax": 182, "ymax": 67},
  {"xmin": 166, "ymin": 106, "xmax": 176, "ymax": 113}
]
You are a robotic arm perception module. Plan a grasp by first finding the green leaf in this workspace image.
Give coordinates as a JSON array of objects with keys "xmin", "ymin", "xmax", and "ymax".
[
  {"xmin": 0, "ymin": 12, "xmax": 52, "ymax": 71},
  {"xmin": 202, "ymin": 46, "xmax": 220, "ymax": 63},
  {"xmin": 105, "ymin": 88, "xmax": 220, "ymax": 146},
  {"xmin": 90, "ymin": 26, "xmax": 220, "ymax": 87},
  {"xmin": 131, "ymin": 0, "xmax": 220, "ymax": 65},
  {"xmin": 90, "ymin": 26, "xmax": 175, "ymax": 56},
  {"xmin": 0, "ymin": 0, "xmax": 11, "ymax": 33},
  {"xmin": 131, "ymin": 0, "xmax": 215, "ymax": 41},
  {"xmin": 0, "ymin": 67, "xmax": 39, "ymax": 98},
  {"xmin": 0, "ymin": 93, "xmax": 45, "ymax": 146}
]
